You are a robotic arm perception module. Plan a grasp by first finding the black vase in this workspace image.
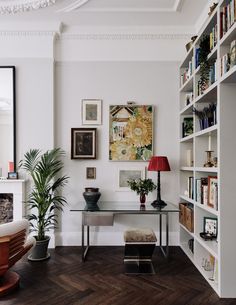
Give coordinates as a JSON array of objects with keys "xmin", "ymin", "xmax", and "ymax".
[{"xmin": 83, "ymin": 187, "xmax": 101, "ymax": 210}]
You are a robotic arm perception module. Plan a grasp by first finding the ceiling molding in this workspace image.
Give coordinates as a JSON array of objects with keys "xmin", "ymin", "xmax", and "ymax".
[
  {"xmin": 57, "ymin": 0, "xmax": 89, "ymax": 13},
  {"xmin": 0, "ymin": 30, "xmax": 58, "ymax": 37},
  {"xmin": 58, "ymin": 33, "xmax": 191, "ymax": 41},
  {"xmin": 0, "ymin": 0, "xmax": 57, "ymax": 14},
  {"xmin": 58, "ymin": 0, "xmax": 185, "ymax": 13}
]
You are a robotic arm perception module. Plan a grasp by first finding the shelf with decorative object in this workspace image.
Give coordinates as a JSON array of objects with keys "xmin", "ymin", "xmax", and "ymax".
[{"xmin": 179, "ymin": 1, "xmax": 236, "ymax": 297}]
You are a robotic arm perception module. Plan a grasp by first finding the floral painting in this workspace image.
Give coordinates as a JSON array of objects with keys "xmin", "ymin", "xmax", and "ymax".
[{"xmin": 109, "ymin": 105, "xmax": 153, "ymax": 161}]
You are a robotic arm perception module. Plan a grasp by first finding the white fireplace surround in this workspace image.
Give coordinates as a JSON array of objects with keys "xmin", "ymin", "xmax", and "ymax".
[{"xmin": 0, "ymin": 180, "xmax": 25, "ymax": 221}]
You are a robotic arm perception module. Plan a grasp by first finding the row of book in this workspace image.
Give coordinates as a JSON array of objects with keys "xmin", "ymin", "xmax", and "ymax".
[
  {"xmin": 180, "ymin": 56, "xmax": 194, "ymax": 87},
  {"xmin": 220, "ymin": 0, "xmax": 236, "ymax": 38},
  {"xmin": 196, "ymin": 176, "xmax": 218, "ymax": 210},
  {"xmin": 220, "ymin": 40, "xmax": 236, "ymax": 76},
  {"xmin": 186, "ymin": 176, "xmax": 218, "ymax": 211},
  {"xmin": 209, "ymin": 24, "xmax": 218, "ymax": 51}
]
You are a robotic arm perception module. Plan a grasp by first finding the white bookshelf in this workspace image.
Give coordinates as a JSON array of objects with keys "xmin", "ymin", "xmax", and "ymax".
[{"xmin": 179, "ymin": 1, "xmax": 236, "ymax": 298}]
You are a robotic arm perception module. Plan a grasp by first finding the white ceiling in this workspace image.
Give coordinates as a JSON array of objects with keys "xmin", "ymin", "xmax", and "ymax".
[{"xmin": 0, "ymin": 0, "xmax": 210, "ymax": 33}]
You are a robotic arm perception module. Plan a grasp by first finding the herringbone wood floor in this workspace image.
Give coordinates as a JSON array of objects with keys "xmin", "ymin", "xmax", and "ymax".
[{"xmin": 1, "ymin": 246, "xmax": 236, "ymax": 305}]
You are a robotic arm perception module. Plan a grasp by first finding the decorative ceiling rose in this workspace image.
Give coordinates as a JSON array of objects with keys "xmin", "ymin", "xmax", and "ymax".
[{"xmin": 0, "ymin": 0, "xmax": 57, "ymax": 14}]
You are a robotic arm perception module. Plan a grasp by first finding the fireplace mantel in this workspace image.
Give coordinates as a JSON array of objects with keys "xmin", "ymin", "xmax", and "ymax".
[{"xmin": 0, "ymin": 180, "xmax": 25, "ymax": 221}]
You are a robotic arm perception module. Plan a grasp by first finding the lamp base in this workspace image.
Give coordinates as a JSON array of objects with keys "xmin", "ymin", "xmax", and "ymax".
[{"xmin": 151, "ymin": 199, "xmax": 167, "ymax": 208}]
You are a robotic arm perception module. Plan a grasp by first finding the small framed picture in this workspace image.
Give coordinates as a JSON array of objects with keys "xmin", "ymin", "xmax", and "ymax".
[
  {"xmin": 204, "ymin": 217, "xmax": 218, "ymax": 238},
  {"xmin": 82, "ymin": 99, "xmax": 102, "ymax": 125},
  {"xmin": 208, "ymin": 176, "xmax": 218, "ymax": 209},
  {"xmin": 8, "ymin": 172, "xmax": 18, "ymax": 180},
  {"xmin": 117, "ymin": 166, "xmax": 146, "ymax": 191},
  {"xmin": 71, "ymin": 128, "xmax": 97, "ymax": 159},
  {"xmin": 86, "ymin": 167, "xmax": 96, "ymax": 179}
]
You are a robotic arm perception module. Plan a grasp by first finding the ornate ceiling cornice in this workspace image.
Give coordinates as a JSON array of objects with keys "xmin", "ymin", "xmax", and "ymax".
[
  {"xmin": 0, "ymin": 0, "xmax": 57, "ymax": 14},
  {"xmin": 59, "ymin": 33, "xmax": 191, "ymax": 41}
]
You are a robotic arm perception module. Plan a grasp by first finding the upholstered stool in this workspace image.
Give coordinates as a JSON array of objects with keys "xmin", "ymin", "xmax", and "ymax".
[{"xmin": 124, "ymin": 228, "xmax": 157, "ymax": 274}]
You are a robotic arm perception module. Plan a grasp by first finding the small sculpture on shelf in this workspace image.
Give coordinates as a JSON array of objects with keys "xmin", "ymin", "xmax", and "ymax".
[{"xmin": 204, "ymin": 134, "xmax": 216, "ymax": 168}]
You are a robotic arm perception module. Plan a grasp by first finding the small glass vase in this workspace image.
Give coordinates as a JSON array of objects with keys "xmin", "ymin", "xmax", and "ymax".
[{"xmin": 139, "ymin": 193, "xmax": 146, "ymax": 210}]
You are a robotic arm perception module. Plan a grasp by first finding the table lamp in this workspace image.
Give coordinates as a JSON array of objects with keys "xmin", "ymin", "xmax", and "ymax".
[{"xmin": 148, "ymin": 156, "xmax": 171, "ymax": 207}]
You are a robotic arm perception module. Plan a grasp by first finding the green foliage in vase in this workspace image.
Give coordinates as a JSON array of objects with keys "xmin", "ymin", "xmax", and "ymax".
[
  {"xmin": 127, "ymin": 178, "xmax": 157, "ymax": 195},
  {"xmin": 199, "ymin": 34, "xmax": 211, "ymax": 92},
  {"xmin": 19, "ymin": 148, "xmax": 69, "ymax": 241}
]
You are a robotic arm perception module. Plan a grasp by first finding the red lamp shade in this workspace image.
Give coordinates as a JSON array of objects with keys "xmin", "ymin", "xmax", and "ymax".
[{"xmin": 148, "ymin": 156, "xmax": 171, "ymax": 172}]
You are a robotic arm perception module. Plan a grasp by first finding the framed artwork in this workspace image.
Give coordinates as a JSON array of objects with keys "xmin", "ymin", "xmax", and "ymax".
[
  {"xmin": 109, "ymin": 105, "xmax": 153, "ymax": 161},
  {"xmin": 82, "ymin": 99, "xmax": 102, "ymax": 125},
  {"xmin": 7, "ymin": 172, "xmax": 18, "ymax": 180},
  {"xmin": 86, "ymin": 167, "xmax": 96, "ymax": 179},
  {"xmin": 71, "ymin": 128, "xmax": 96, "ymax": 159},
  {"xmin": 117, "ymin": 166, "xmax": 146, "ymax": 191},
  {"xmin": 208, "ymin": 176, "xmax": 218, "ymax": 209},
  {"xmin": 203, "ymin": 217, "xmax": 218, "ymax": 238}
]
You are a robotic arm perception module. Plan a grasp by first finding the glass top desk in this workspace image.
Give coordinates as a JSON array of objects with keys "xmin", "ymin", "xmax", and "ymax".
[{"xmin": 71, "ymin": 201, "xmax": 180, "ymax": 262}]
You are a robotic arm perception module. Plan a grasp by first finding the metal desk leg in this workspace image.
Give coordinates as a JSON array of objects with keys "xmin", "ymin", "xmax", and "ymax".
[
  {"xmin": 159, "ymin": 212, "xmax": 169, "ymax": 259},
  {"xmin": 166, "ymin": 213, "xmax": 169, "ymax": 258},
  {"xmin": 82, "ymin": 223, "xmax": 84, "ymax": 261},
  {"xmin": 82, "ymin": 213, "xmax": 90, "ymax": 262},
  {"xmin": 159, "ymin": 213, "xmax": 162, "ymax": 248}
]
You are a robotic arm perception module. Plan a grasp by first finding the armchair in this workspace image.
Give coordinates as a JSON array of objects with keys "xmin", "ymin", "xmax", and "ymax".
[{"xmin": 0, "ymin": 219, "xmax": 36, "ymax": 296}]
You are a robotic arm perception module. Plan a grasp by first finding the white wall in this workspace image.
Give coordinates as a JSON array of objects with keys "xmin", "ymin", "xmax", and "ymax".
[
  {"xmin": 0, "ymin": 25, "xmax": 185, "ymax": 247},
  {"xmin": 55, "ymin": 61, "xmax": 180, "ymax": 246}
]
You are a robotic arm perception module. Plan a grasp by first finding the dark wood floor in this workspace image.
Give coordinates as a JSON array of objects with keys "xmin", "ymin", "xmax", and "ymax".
[{"xmin": 1, "ymin": 246, "xmax": 236, "ymax": 305}]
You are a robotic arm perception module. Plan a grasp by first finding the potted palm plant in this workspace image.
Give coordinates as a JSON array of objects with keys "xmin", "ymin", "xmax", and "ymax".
[
  {"xmin": 127, "ymin": 178, "xmax": 156, "ymax": 206},
  {"xmin": 19, "ymin": 148, "xmax": 69, "ymax": 261}
]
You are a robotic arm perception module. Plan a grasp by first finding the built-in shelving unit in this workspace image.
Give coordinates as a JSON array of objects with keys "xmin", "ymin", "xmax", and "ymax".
[{"xmin": 179, "ymin": 1, "xmax": 236, "ymax": 298}]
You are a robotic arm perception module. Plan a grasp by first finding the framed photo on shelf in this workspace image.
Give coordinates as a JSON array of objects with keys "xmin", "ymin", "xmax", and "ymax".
[
  {"xmin": 203, "ymin": 216, "xmax": 218, "ymax": 238},
  {"xmin": 208, "ymin": 176, "xmax": 218, "ymax": 209},
  {"xmin": 82, "ymin": 99, "xmax": 102, "ymax": 125},
  {"xmin": 117, "ymin": 166, "xmax": 146, "ymax": 191},
  {"xmin": 71, "ymin": 128, "xmax": 97, "ymax": 159},
  {"xmin": 7, "ymin": 172, "xmax": 18, "ymax": 180},
  {"xmin": 86, "ymin": 167, "xmax": 96, "ymax": 179},
  {"xmin": 182, "ymin": 117, "xmax": 193, "ymax": 138}
]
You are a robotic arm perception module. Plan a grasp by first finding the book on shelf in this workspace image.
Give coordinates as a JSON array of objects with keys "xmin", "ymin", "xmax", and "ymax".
[
  {"xmin": 220, "ymin": 0, "xmax": 236, "ymax": 38},
  {"xmin": 230, "ymin": 40, "xmax": 236, "ymax": 68},
  {"xmin": 201, "ymin": 177, "xmax": 208, "ymax": 205},
  {"xmin": 209, "ymin": 24, "xmax": 218, "ymax": 51},
  {"xmin": 187, "ymin": 176, "xmax": 194, "ymax": 200},
  {"xmin": 195, "ymin": 47, "xmax": 200, "ymax": 69},
  {"xmin": 195, "ymin": 178, "xmax": 201, "ymax": 203}
]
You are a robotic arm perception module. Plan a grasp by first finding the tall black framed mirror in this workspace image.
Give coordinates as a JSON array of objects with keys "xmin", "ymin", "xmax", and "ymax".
[{"xmin": 0, "ymin": 66, "xmax": 16, "ymax": 177}]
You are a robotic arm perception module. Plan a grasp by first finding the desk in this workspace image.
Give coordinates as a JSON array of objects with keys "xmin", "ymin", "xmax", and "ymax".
[{"xmin": 71, "ymin": 201, "xmax": 179, "ymax": 262}]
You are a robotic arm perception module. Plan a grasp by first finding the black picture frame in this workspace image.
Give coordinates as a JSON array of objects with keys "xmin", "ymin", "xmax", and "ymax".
[
  {"xmin": 71, "ymin": 128, "xmax": 97, "ymax": 159},
  {"xmin": 203, "ymin": 216, "xmax": 218, "ymax": 238},
  {"xmin": 8, "ymin": 172, "xmax": 18, "ymax": 180}
]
